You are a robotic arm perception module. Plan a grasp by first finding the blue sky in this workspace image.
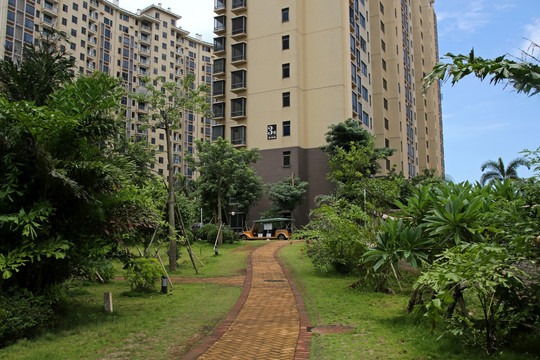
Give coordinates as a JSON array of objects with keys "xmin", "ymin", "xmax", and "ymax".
[
  {"xmin": 124, "ymin": 0, "xmax": 539, "ymax": 182},
  {"xmin": 433, "ymin": 0, "xmax": 539, "ymax": 182}
]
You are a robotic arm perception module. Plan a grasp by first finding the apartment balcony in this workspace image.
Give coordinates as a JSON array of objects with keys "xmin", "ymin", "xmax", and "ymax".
[
  {"xmin": 231, "ymin": 70, "xmax": 246, "ymax": 92},
  {"xmin": 214, "ymin": 16, "xmax": 226, "ymax": 35},
  {"xmin": 139, "ymin": 57, "xmax": 150, "ymax": 65},
  {"xmin": 231, "ymin": 98, "xmax": 246, "ymax": 119},
  {"xmin": 41, "ymin": 15, "xmax": 57, "ymax": 27},
  {"xmin": 139, "ymin": 46, "xmax": 150, "ymax": 54},
  {"xmin": 140, "ymin": 34, "xmax": 151, "ymax": 44},
  {"xmin": 231, "ymin": 0, "xmax": 247, "ymax": 14},
  {"xmin": 140, "ymin": 23, "xmax": 152, "ymax": 33},
  {"xmin": 89, "ymin": 0, "xmax": 98, "ymax": 8},
  {"xmin": 89, "ymin": 11, "xmax": 98, "ymax": 20},
  {"xmin": 88, "ymin": 36, "xmax": 97, "ymax": 45},
  {"xmin": 213, "ymin": 58, "xmax": 225, "ymax": 76},
  {"xmin": 87, "ymin": 49, "xmax": 96, "ymax": 57},
  {"xmin": 138, "ymin": 68, "xmax": 150, "ymax": 76},
  {"xmin": 214, "ymin": 0, "xmax": 226, "ymax": 14},
  {"xmin": 212, "ymin": 80, "xmax": 225, "ymax": 97},
  {"xmin": 212, "ymin": 102, "xmax": 225, "ymax": 119},
  {"xmin": 42, "ymin": 2, "xmax": 58, "ymax": 15},
  {"xmin": 230, "ymin": 125, "xmax": 246, "ymax": 146},
  {"xmin": 88, "ymin": 23, "xmax": 97, "ymax": 33},
  {"xmin": 86, "ymin": 62, "xmax": 96, "ymax": 70},
  {"xmin": 231, "ymin": 16, "xmax": 247, "ymax": 39},
  {"xmin": 214, "ymin": 37, "xmax": 226, "ymax": 54},
  {"xmin": 231, "ymin": 42, "xmax": 246, "ymax": 65}
]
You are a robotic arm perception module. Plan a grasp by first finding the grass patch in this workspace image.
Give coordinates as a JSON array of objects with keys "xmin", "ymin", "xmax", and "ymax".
[
  {"xmin": 0, "ymin": 281, "xmax": 240, "ymax": 360},
  {"xmin": 279, "ymin": 242, "xmax": 539, "ymax": 360},
  {"xmin": 112, "ymin": 240, "xmax": 266, "ymax": 278}
]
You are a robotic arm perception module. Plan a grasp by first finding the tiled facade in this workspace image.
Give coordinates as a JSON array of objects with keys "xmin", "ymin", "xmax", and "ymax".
[
  {"xmin": 0, "ymin": 0, "xmax": 214, "ymax": 178},
  {"xmin": 211, "ymin": 0, "xmax": 444, "ymax": 223}
]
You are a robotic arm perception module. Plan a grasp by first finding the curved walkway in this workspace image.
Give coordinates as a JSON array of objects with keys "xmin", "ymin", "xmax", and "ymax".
[{"xmin": 182, "ymin": 241, "xmax": 311, "ymax": 360}]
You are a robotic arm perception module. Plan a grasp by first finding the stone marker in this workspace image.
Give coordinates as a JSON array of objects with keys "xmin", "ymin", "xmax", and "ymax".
[{"xmin": 104, "ymin": 292, "xmax": 113, "ymax": 313}]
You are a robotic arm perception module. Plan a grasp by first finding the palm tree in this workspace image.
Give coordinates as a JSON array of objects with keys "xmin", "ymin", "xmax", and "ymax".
[{"xmin": 480, "ymin": 157, "xmax": 529, "ymax": 185}]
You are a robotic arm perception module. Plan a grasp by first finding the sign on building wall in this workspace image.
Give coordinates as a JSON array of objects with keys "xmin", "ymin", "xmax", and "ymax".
[{"xmin": 267, "ymin": 124, "xmax": 277, "ymax": 140}]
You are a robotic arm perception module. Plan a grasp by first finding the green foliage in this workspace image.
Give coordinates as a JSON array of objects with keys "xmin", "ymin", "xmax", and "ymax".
[
  {"xmin": 0, "ymin": 74, "xmax": 160, "ymax": 297},
  {"xmin": 0, "ymin": 291, "xmax": 54, "ymax": 347},
  {"xmin": 196, "ymin": 223, "xmax": 238, "ymax": 244},
  {"xmin": 414, "ymin": 243, "xmax": 536, "ymax": 354},
  {"xmin": 423, "ymin": 47, "xmax": 540, "ymax": 96},
  {"xmin": 480, "ymin": 157, "xmax": 529, "ymax": 185},
  {"xmin": 324, "ymin": 119, "xmax": 394, "ymax": 176},
  {"xmin": 267, "ymin": 176, "xmax": 308, "ymax": 215},
  {"xmin": 123, "ymin": 258, "xmax": 165, "ymax": 292},
  {"xmin": 188, "ymin": 138, "xmax": 262, "ymax": 236},
  {"xmin": 298, "ymin": 201, "xmax": 373, "ymax": 274},
  {"xmin": 0, "ymin": 30, "xmax": 75, "ymax": 106}
]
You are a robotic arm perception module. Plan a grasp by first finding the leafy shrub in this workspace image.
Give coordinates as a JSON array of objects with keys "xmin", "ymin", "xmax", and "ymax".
[
  {"xmin": 123, "ymin": 258, "xmax": 164, "ymax": 291},
  {"xmin": 413, "ymin": 243, "xmax": 538, "ymax": 354},
  {"xmin": 298, "ymin": 203, "xmax": 373, "ymax": 274},
  {"xmin": 0, "ymin": 291, "xmax": 54, "ymax": 347},
  {"xmin": 196, "ymin": 223, "xmax": 238, "ymax": 244}
]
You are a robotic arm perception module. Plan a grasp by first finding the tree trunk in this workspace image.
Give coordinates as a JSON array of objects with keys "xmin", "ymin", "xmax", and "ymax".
[
  {"xmin": 165, "ymin": 121, "xmax": 177, "ymax": 271},
  {"xmin": 217, "ymin": 185, "xmax": 223, "ymax": 245}
]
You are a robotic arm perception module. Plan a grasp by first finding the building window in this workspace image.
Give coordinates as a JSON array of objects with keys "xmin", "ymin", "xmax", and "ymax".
[
  {"xmin": 213, "ymin": 58, "xmax": 225, "ymax": 74},
  {"xmin": 383, "ymin": 78, "xmax": 387, "ymax": 90},
  {"xmin": 282, "ymin": 35, "xmax": 290, "ymax": 50},
  {"xmin": 72, "ymin": 15, "xmax": 78, "ymax": 24},
  {"xmin": 283, "ymin": 121, "xmax": 291, "ymax": 136},
  {"xmin": 231, "ymin": 70, "xmax": 246, "ymax": 89},
  {"xmin": 384, "ymin": 98, "xmax": 388, "ymax": 110},
  {"xmin": 282, "ymin": 92, "xmax": 290, "ymax": 107},
  {"xmin": 231, "ymin": 97, "xmax": 246, "ymax": 117},
  {"xmin": 212, "ymin": 102, "xmax": 225, "ymax": 118},
  {"xmin": 282, "ymin": 8, "xmax": 289, "ymax": 22},
  {"xmin": 282, "ymin": 63, "xmax": 290, "ymax": 78},
  {"xmin": 385, "ymin": 138, "xmax": 390, "ymax": 148},
  {"xmin": 380, "ymin": 20, "xmax": 385, "ymax": 33},
  {"xmin": 231, "ymin": 42, "xmax": 246, "ymax": 62},
  {"xmin": 282, "ymin": 151, "xmax": 291, "ymax": 167},
  {"xmin": 384, "ymin": 118, "xmax": 389, "ymax": 130},
  {"xmin": 382, "ymin": 59, "xmax": 387, "ymax": 71},
  {"xmin": 212, "ymin": 125, "xmax": 224, "ymax": 141},
  {"xmin": 231, "ymin": 16, "xmax": 246, "ymax": 35},
  {"xmin": 231, "ymin": 126, "xmax": 246, "ymax": 145},
  {"xmin": 212, "ymin": 80, "xmax": 225, "ymax": 96}
]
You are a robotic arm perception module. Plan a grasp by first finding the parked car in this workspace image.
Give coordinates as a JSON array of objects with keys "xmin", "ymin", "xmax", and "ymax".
[{"xmin": 240, "ymin": 218, "xmax": 293, "ymax": 240}]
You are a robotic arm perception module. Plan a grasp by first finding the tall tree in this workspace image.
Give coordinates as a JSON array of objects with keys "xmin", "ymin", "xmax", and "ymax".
[
  {"xmin": 0, "ymin": 73, "xmax": 158, "ymax": 294},
  {"xmin": 323, "ymin": 118, "xmax": 394, "ymax": 176},
  {"xmin": 132, "ymin": 75, "xmax": 210, "ymax": 271},
  {"xmin": 188, "ymin": 138, "xmax": 262, "ymax": 245},
  {"xmin": 0, "ymin": 31, "xmax": 75, "ymax": 106},
  {"xmin": 480, "ymin": 157, "xmax": 529, "ymax": 185},
  {"xmin": 267, "ymin": 176, "xmax": 308, "ymax": 218}
]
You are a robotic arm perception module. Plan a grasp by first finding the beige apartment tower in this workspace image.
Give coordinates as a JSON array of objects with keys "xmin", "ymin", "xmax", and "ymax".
[
  {"xmin": 212, "ymin": 0, "xmax": 443, "ymax": 224},
  {"xmin": 0, "ymin": 0, "xmax": 214, "ymax": 178}
]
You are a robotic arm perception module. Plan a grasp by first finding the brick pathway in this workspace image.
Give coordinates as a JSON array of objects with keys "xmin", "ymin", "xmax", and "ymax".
[{"xmin": 182, "ymin": 241, "xmax": 311, "ymax": 360}]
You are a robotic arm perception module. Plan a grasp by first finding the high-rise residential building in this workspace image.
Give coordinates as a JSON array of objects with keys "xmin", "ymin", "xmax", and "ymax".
[
  {"xmin": 212, "ymin": 0, "xmax": 443, "ymax": 225},
  {"xmin": 370, "ymin": 0, "xmax": 444, "ymax": 179},
  {"xmin": 0, "ymin": 0, "xmax": 214, "ymax": 178}
]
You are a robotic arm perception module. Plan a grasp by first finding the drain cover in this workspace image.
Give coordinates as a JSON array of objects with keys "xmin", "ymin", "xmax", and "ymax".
[{"xmin": 264, "ymin": 279, "xmax": 286, "ymax": 282}]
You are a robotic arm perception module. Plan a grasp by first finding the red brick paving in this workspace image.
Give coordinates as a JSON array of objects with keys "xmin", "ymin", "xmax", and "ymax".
[{"xmin": 181, "ymin": 241, "xmax": 312, "ymax": 360}]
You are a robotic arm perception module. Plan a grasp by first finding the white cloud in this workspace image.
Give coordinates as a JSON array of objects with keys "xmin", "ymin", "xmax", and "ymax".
[{"xmin": 521, "ymin": 18, "xmax": 540, "ymax": 53}]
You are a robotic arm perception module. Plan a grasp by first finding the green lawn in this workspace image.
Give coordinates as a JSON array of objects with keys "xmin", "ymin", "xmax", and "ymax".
[
  {"xmin": 279, "ymin": 242, "xmax": 539, "ymax": 360},
  {"xmin": 0, "ymin": 240, "xmax": 265, "ymax": 360}
]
